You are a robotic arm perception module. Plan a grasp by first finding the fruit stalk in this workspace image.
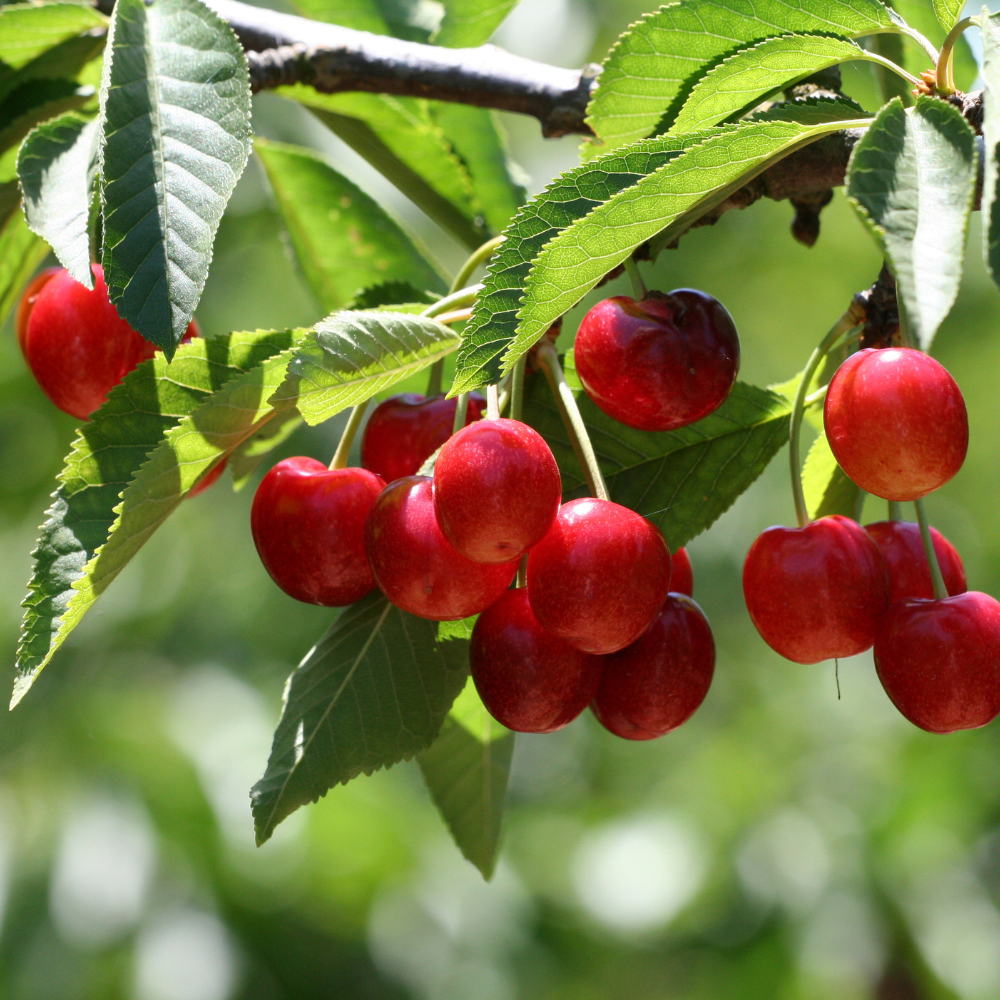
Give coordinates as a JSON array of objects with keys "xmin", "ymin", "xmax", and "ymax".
[
  {"xmin": 622, "ymin": 257, "xmax": 647, "ymax": 300},
  {"xmin": 888, "ymin": 501, "xmax": 905, "ymax": 522},
  {"xmin": 486, "ymin": 384, "xmax": 501, "ymax": 420},
  {"xmin": 536, "ymin": 341, "xmax": 609, "ymax": 502},
  {"xmin": 510, "ymin": 356, "xmax": 526, "ymax": 422},
  {"xmin": 936, "ymin": 15, "xmax": 978, "ymax": 96},
  {"xmin": 421, "ymin": 285, "xmax": 481, "ymax": 319},
  {"xmin": 329, "ymin": 403, "xmax": 369, "ymax": 470},
  {"xmin": 452, "ymin": 393, "xmax": 470, "ymax": 434},
  {"xmin": 451, "ymin": 235, "xmax": 505, "ymax": 294},
  {"xmin": 914, "ymin": 498, "xmax": 949, "ymax": 601}
]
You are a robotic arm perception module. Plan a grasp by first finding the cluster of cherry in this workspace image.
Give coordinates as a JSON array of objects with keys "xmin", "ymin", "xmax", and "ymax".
[{"xmin": 743, "ymin": 346, "xmax": 1000, "ymax": 735}]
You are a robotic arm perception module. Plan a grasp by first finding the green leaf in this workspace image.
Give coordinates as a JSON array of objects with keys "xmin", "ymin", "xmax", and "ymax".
[
  {"xmin": 585, "ymin": 0, "xmax": 897, "ymax": 150},
  {"xmin": 98, "ymin": 0, "xmax": 252, "ymax": 356},
  {"xmin": 227, "ymin": 410, "xmax": 303, "ymax": 491},
  {"xmin": 523, "ymin": 362, "xmax": 792, "ymax": 551},
  {"xmin": 802, "ymin": 430, "xmax": 861, "ymax": 519},
  {"xmin": 273, "ymin": 310, "xmax": 463, "ymax": 425},
  {"xmin": 0, "ymin": 196, "xmax": 50, "ymax": 329},
  {"xmin": 251, "ymin": 592, "xmax": 469, "ymax": 845},
  {"xmin": 890, "ymin": 0, "xmax": 976, "ymax": 91},
  {"xmin": 846, "ymin": 96, "xmax": 976, "ymax": 351},
  {"xmin": 17, "ymin": 112, "xmax": 99, "ymax": 288},
  {"xmin": 0, "ymin": 78, "xmax": 92, "ymax": 168},
  {"xmin": 418, "ymin": 677, "xmax": 513, "ymax": 879},
  {"xmin": 433, "ymin": 0, "xmax": 517, "ymax": 47},
  {"xmin": 255, "ymin": 138, "xmax": 446, "ymax": 314},
  {"xmin": 671, "ymin": 34, "xmax": 894, "ymax": 134},
  {"xmin": 286, "ymin": 0, "xmax": 388, "ymax": 33},
  {"xmin": 981, "ymin": 10, "xmax": 1000, "ymax": 294},
  {"xmin": 0, "ymin": 2, "xmax": 106, "ymax": 73},
  {"xmin": 451, "ymin": 130, "xmax": 707, "ymax": 395},
  {"xmin": 508, "ymin": 109, "xmax": 871, "ymax": 374},
  {"xmin": 15, "ymin": 328, "xmax": 303, "ymax": 706},
  {"xmin": 347, "ymin": 281, "xmax": 439, "ymax": 309},
  {"xmin": 931, "ymin": 0, "xmax": 963, "ymax": 33}
]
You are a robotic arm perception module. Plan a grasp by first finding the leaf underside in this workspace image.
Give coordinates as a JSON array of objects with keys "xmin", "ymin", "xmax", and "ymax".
[
  {"xmin": 802, "ymin": 430, "xmax": 861, "ymax": 519},
  {"xmin": 981, "ymin": 10, "xmax": 1000, "ymax": 294}
]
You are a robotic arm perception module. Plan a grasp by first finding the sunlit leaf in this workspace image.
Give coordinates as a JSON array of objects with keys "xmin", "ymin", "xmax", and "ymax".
[
  {"xmin": 802, "ymin": 429, "xmax": 861, "ymax": 519},
  {"xmin": 982, "ymin": 10, "xmax": 1000, "ymax": 294},
  {"xmin": 433, "ymin": 0, "xmax": 518, "ymax": 47}
]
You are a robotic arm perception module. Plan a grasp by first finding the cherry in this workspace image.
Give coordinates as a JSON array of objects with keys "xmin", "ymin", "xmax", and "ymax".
[
  {"xmin": 361, "ymin": 391, "xmax": 486, "ymax": 482},
  {"xmin": 671, "ymin": 547, "xmax": 694, "ymax": 596},
  {"xmin": 433, "ymin": 418, "xmax": 562, "ymax": 564},
  {"xmin": 874, "ymin": 592, "xmax": 1000, "ymax": 733},
  {"xmin": 187, "ymin": 459, "xmax": 228, "ymax": 499},
  {"xmin": 824, "ymin": 347, "xmax": 968, "ymax": 502},
  {"xmin": 471, "ymin": 589, "xmax": 604, "ymax": 733},
  {"xmin": 251, "ymin": 457, "xmax": 385, "ymax": 606},
  {"xmin": 19, "ymin": 265, "xmax": 200, "ymax": 421},
  {"xmin": 742, "ymin": 515, "xmax": 890, "ymax": 663},
  {"xmin": 574, "ymin": 289, "xmax": 740, "ymax": 432},
  {"xmin": 592, "ymin": 593, "xmax": 714, "ymax": 740},
  {"xmin": 365, "ymin": 476, "xmax": 517, "ymax": 620},
  {"xmin": 865, "ymin": 520, "xmax": 966, "ymax": 603},
  {"xmin": 526, "ymin": 498, "xmax": 672, "ymax": 654}
]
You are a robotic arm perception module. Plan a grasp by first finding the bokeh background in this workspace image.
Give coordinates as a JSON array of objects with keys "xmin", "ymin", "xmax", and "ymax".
[{"xmin": 2, "ymin": 0, "xmax": 1000, "ymax": 997}]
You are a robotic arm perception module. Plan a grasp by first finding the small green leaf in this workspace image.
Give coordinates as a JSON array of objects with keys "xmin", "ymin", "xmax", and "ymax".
[
  {"xmin": 931, "ymin": 0, "xmax": 963, "ymax": 32},
  {"xmin": 433, "ymin": 0, "xmax": 517, "ymax": 47},
  {"xmin": 0, "ymin": 2, "xmax": 106, "ymax": 73},
  {"xmin": 523, "ymin": 363, "xmax": 791, "ymax": 551},
  {"xmin": 847, "ymin": 96, "xmax": 976, "ymax": 351},
  {"xmin": 274, "ymin": 310, "xmax": 462, "ymax": 425},
  {"xmin": 508, "ymin": 109, "xmax": 871, "ymax": 374},
  {"xmin": 981, "ymin": 9, "xmax": 1000, "ymax": 294},
  {"xmin": 0, "ymin": 78, "xmax": 92, "ymax": 166},
  {"xmin": 802, "ymin": 430, "xmax": 861, "ymax": 519},
  {"xmin": 671, "ymin": 34, "xmax": 891, "ymax": 134},
  {"xmin": 251, "ymin": 592, "xmax": 469, "ymax": 845},
  {"xmin": 418, "ymin": 677, "xmax": 513, "ymax": 879},
  {"xmin": 255, "ymin": 138, "xmax": 446, "ymax": 314},
  {"xmin": 0, "ymin": 194, "xmax": 50, "ymax": 329},
  {"xmin": 98, "ymin": 0, "xmax": 252, "ymax": 355},
  {"xmin": 17, "ymin": 112, "xmax": 99, "ymax": 288},
  {"xmin": 347, "ymin": 281, "xmax": 439, "ymax": 310},
  {"xmin": 585, "ymin": 0, "xmax": 897, "ymax": 149}
]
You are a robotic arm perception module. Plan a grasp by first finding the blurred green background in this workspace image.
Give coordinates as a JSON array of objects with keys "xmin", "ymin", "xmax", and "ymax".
[{"xmin": 3, "ymin": 1, "xmax": 1000, "ymax": 997}]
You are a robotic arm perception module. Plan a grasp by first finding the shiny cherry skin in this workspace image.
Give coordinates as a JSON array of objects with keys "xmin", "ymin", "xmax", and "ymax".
[
  {"xmin": 361, "ymin": 391, "xmax": 486, "ymax": 482},
  {"xmin": 526, "ymin": 498, "xmax": 672, "ymax": 654},
  {"xmin": 365, "ymin": 476, "xmax": 517, "ymax": 620},
  {"xmin": 874, "ymin": 592, "xmax": 1000, "ymax": 733},
  {"xmin": 671, "ymin": 547, "xmax": 694, "ymax": 596},
  {"xmin": 742, "ymin": 515, "xmax": 891, "ymax": 664},
  {"xmin": 471, "ymin": 589, "xmax": 604, "ymax": 733},
  {"xmin": 251, "ymin": 457, "xmax": 385, "ymax": 606},
  {"xmin": 16, "ymin": 266, "xmax": 60, "ymax": 353},
  {"xmin": 865, "ymin": 520, "xmax": 966, "ymax": 603},
  {"xmin": 20, "ymin": 265, "xmax": 200, "ymax": 421},
  {"xmin": 433, "ymin": 418, "xmax": 562, "ymax": 564},
  {"xmin": 574, "ymin": 290, "xmax": 740, "ymax": 432},
  {"xmin": 593, "ymin": 593, "xmax": 714, "ymax": 740},
  {"xmin": 824, "ymin": 348, "xmax": 968, "ymax": 501}
]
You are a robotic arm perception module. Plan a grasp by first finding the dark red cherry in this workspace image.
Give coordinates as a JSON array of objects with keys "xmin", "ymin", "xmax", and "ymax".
[
  {"xmin": 865, "ymin": 520, "xmax": 966, "ymax": 603},
  {"xmin": 20, "ymin": 265, "xmax": 200, "ymax": 421},
  {"xmin": 361, "ymin": 391, "xmax": 486, "ymax": 482},
  {"xmin": 251, "ymin": 457, "xmax": 385, "ymax": 606},
  {"xmin": 671, "ymin": 547, "xmax": 693, "ymax": 596},
  {"xmin": 471, "ymin": 589, "xmax": 604, "ymax": 733},
  {"xmin": 433, "ymin": 418, "xmax": 562, "ymax": 564},
  {"xmin": 574, "ymin": 290, "xmax": 740, "ymax": 432},
  {"xmin": 526, "ymin": 498, "xmax": 672, "ymax": 654},
  {"xmin": 824, "ymin": 348, "xmax": 968, "ymax": 502},
  {"xmin": 365, "ymin": 476, "xmax": 517, "ymax": 620},
  {"xmin": 874, "ymin": 592, "xmax": 1000, "ymax": 733},
  {"xmin": 742, "ymin": 515, "xmax": 890, "ymax": 663},
  {"xmin": 592, "ymin": 593, "xmax": 714, "ymax": 740}
]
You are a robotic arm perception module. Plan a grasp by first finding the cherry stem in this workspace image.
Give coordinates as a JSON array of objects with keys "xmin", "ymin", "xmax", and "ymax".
[
  {"xmin": 486, "ymin": 384, "xmax": 501, "ymax": 420},
  {"xmin": 900, "ymin": 23, "xmax": 940, "ymax": 65},
  {"xmin": 853, "ymin": 488, "xmax": 867, "ymax": 523},
  {"xmin": 510, "ymin": 356, "xmax": 526, "ymax": 422},
  {"xmin": 936, "ymin": 16, "xmax": 977, "ymax": 95},
  {"xmin": 790, "ymin": 308, "xmax": 863, "ymax": 528},
  {"xmin": 888, "ymin": 500, "xmax": 905, "ymax": 522},
  {"xmin": 426, "ymin": 360, "xmax": 443, "ymax": 396},
  {"xmin": 623, "ymin": 257, "xmax": 647, "ymax": 300},
  {"xmin": 421, "ymin": 285, "xmax": 481, "ymax": 319},
  {"xmin": 452, "ymin": 392, "xmax": 469, "ymax": 435},
  {"xmin": 451, "ymin": 235, "xmax": 504, "ymax": 294},
  {"xmin": 516, "ymin": 554, "xmax": 527, "ymax": 589},
  {"xmin": 914, "ymin": 498, "xmax": 948, "ymax": 601},
  {"xmin": 536, "ymin": 341, "xmax": 609, "ymax": 502},
  {"xmin": 329, "ymin": 402, "xmax": 368, "ymax": 470}
]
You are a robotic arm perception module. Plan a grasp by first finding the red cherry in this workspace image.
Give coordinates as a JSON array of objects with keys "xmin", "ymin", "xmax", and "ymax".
[
  {"xmin": 865, "ymin": 520, "xmax": 966, "ymax": 603},
  {"xmin": 526, "ymin": 498, "xmax": 672, "ymax": 654},
  {"xmin": 187, "ymin": 459, "xmax": 228, "ymax": 499},
  {"xmin": 433, "ymin": 418, "xmax": 562, "ymax": 564},
  {"xmin": 574, "ymin": 290, "xmax": 740, "ymax": 432},
  {"xmin": 824, "ymin": 348, "xmax": 968, "ymax": 501},
  {"xmin": 251, "ymin": 457, "xmax": 385, "ymax": 606},
  {"xmin": 874, "ymin": 592, "xmax": 1000, "ymax": 733},
  {"xmin": 471, "ymin": 589, "xmax": 604, "ymax": 733},
  {"xmin": 671, "ymin": 547, "xmax": 693, "ymax": 596},
  {"xmin": 742, "ymin": 515, "xmax": 890, "ymax": 663},
  {"xmin": 592, "ymin": 593, "xmax": 714, "ymax": 740},
  {"xmin": 361, "ymin": 392, "xmax": 487, "ymax": 482},
  {"xmin": 16, "ymin": 266, "xmax": 60, "ymax": 354},
  {"xmin": 20, "ymin": 265, "xmax": 200, "ymax": 421},
  {"xmin": 365, "ymin": 476, "xmax": 517, "ymax": 620}
]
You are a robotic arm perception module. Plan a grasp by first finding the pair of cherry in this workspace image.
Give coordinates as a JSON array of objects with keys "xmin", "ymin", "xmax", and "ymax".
[{"xmin": 745, "ymin": 346, "xmax": 1000, "ymax": 734}]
